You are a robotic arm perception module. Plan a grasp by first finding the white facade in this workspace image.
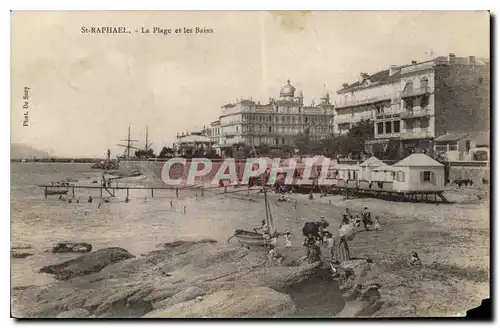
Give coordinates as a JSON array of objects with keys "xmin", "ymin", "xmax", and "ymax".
[
  {"xmin": 372, "ymin": 165, "xmax": 395, "ymax": 182},
  {"xmin": 392, "ymin": 154, "xmax": 445, "ymax": 192},
  {"xmin": 204, "ymin": 81, "xmax": 334, "ymax": 150}
]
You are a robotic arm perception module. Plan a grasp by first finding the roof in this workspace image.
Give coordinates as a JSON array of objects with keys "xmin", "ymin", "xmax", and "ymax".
[
  {"xmin": 434, "ymin": 133, "xmax": 468, "ymax": 143},
  {"xmin": 176, "ymin": 135, "xmax": 212, "ymax": 143},
  {"xmin": 338, "ymin": 69, "xmax": 401, "ymax": 93},
  {"xmin": 394, "ymin": 153, "xmax": 444, "ymax": 167},
  {"xmin": 360, "ymin": 156, "xmax": 384, "ymax": 167}
]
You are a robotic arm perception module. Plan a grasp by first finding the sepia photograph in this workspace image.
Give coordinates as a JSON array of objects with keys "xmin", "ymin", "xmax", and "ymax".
[{"xmin": 10, "ymin": 10, "xmax": 490, "ymax": 319}]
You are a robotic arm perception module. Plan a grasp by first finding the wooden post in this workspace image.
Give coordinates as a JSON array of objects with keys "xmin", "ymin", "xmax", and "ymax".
[
  {"xmin": 176, "ymin": 188, "xmax": 179, "ymax": 198},
  {"xmin": 100, "ymin": 187, "xmax": 103, "ymax": 198},
  {"xmin": 126, "ymin": 188, "xmax": 129, "ymax": 198},
  {"xmin": 201, "ymin": 187, "xmax": 204, "ymax": 197},
  {"xmin": 183, "ymin": 205, "xmax": 187, "ymax": 214},
  {"xmin": 170, "ymin": 200, "xmax": 173, "ymax": 208},
  {"xmin": 44, "ymin": 187, "xmax": 47, "ymax": 199},
  {"xmin": 224, "ymin": 186, "xmax": 227, "ymax": 194},
  {"xmin": 151, "ymin": 188, "xmax": 154, "ymax": 198},
  {"xmin": 72, "ymin": 185, "xmax": 75, "ymax": 197}
]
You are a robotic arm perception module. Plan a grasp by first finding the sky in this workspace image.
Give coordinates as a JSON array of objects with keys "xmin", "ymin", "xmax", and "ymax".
[{"xmin": 11, "ymin": 11, "xmax": 490, "ymax": 158}]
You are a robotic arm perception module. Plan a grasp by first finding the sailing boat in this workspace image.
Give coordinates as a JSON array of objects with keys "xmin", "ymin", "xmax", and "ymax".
[{"xmin": 228, "ymin": 188, "xmax": 282, "ymax": 247}]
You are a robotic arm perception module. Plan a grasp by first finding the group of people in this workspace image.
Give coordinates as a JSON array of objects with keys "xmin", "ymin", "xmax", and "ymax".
[
  {"xmin": 302, "ymin": 216, "xmax": 351, "ymax": 264},
  {"xmin": 254, "ymin": 219, "xmax": 293, "ymax": 265},
  {"xmin": 341, "ymin": 207, "xmax": 381, "ymax": 232}
]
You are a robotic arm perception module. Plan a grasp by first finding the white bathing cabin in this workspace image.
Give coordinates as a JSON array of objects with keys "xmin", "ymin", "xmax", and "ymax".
[
  {"xmin": 359, "ymin": 156, "xmax": 385, "ymax": 181},
  {"xmin": 372, "ymin": 165, "xmax": 395, "ymax": 182},
  {"xmin": 392, "ymin": 153, "xmax": 445, "ymax": 192}
]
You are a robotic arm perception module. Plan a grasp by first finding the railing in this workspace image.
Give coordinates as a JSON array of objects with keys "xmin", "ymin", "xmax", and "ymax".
[
  {"xmin": 335, "ymin": 95, "xmax": 391, "ymax": 109},
  {"xmin": 400, "ymin": 108, "xmax": 432, "ymax": 119},
  {"xmin": 400, "ymin": 130, "xmax": 433, "ymax": 139},
  {"xmin": 374, "ymin": 132, "xmax": 401, "ymax": 139},
  {"xmin": 400, "ymin": 86, "xmax": 431, "ymax": 98}
]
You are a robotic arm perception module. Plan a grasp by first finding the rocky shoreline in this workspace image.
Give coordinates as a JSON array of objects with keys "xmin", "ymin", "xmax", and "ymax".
[{"xmin": 12, "ymin": 239, "xmax": 382, "ymax": 318}]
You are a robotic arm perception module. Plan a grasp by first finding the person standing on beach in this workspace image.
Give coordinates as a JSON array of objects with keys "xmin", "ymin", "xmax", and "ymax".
[
  {"xmin": 362, "ymin": 207, "xmax": 372, "ymax": 230},
  {"xmin": 284, "ymin": 231, "xmax": 292, "ymax": 248}
]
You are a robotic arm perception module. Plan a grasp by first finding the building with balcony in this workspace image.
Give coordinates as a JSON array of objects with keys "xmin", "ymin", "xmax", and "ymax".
[
  {"xmin": 174, "ymin": 131, "xmax": 216, "ymax": 157},
  {"xmin": 335, "ymin": 54, "xmax": 489, "ymax": 159},
  {"xmin": 210, "ymin": 80, "xmax": 335, "ymax": 154}
]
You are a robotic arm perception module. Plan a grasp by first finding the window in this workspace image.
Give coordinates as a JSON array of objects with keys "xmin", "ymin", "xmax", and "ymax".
[
  {"xmin": 420, "ymin": 77, "xmax": 429, "ymax": 89},
  {"xmin": 479, "ymin": 78, "xmax": 483, "ymax": 84},
  {"xmin": 421, "ymin": 119, "xmax": 429, "ymax": 129},
  {"xmin": 449, "ymin": 143, "xmax": 458, "ymax": 151},
  {"xmin": 275, "ymin": 138, "xmax": 279, "ymax": 145},
  {"xmin": 394, "ymin": 121, "xmax": 401, "ymax": 133},
  {"xmin": 435, "ymin": 144, "xmax": 447, "ymax": 152},
  {"xmin": 423, "ymin": 171, "xmax": 431, "ymax": 182},
  {"xmin": 421, "ymin": 95, "xmax": 429, "ymax": 108},
  {"xmin": 396, "ymin": 171, "xmax": 405, "ymax": 182},
  {"xmin": 236, "ymin": 126, "xmax": 239, "ymax": 132},
  {"xmin": 385, "ymin": 122, "xmax": 392, "ymax": 134},
  {"xmin": 466, "ymin": 140, "xmax": 471, "ymax": 152},
  {"xmin": 305, "ymin": 117, "xmax": 308, "ymax": 123},
  {"xmin": 268, "ymin": 127, "xmax": 272, "ymax": 133},
  {"xmin": 377, "ymin": 122, "xmax": 384, "ymax": 135},
  {"xmin": 282, "ymin": 137, "xmax": 285, "ymax": 144},
  {"xmin": 404, "ymin": 80, "xmax": 413, "ymax": 92},
  {"xmin": 404, "ymin": 99, "xmax": 414, "ymax": 110}
]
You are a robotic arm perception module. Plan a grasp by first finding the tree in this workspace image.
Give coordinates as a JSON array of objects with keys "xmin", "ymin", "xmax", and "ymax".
[
  {"xmin": 255, "ymin": 144, "xmax": 270, "ymax": 156},
  {"xmin": 134, "ymin": 148, "xmax": 156, "ymax": 158},
  {"xmin": 158, "ymin": 147, "xmax": 175, "ymax": 158},
  {"xmin": 345, "ymin": 119, "xmax": 374, "ymax": 157},
  {"xmin": 294, "ymin": 129, "xmax": 312, "ymax": 155}
]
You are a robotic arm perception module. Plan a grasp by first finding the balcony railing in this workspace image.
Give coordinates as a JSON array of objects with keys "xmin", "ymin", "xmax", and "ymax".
[
  {"xmin": 335, "ymin": 116, "xmax": 353, "ymax": 124},
  {"xmin": 375, "ymin": 132, "xmax": 401, "ymax": 139},
  {"xmin": 400, "ymin": 130, "xmax": 433, "ymax": 140},
  {"xmin": 400, "ymin": 86, "xmax": 431, "ymax": 98},
  {"xmin": 400, "ymin": 108, "xmax": 432, "ymax": 119},
  {"xmin": 335, "ymin": 95, "xmax": 391, "ymax": 109}
]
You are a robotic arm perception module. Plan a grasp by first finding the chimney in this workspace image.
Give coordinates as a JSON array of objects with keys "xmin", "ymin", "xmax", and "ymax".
[
  {"xmin": 448, "ymin": 53, "xmax": 456, "ymax": 64},
  {"xmin": 389, "ymin": 65, "xmax": 399, "ymax": 76},
  {"xmin": 342, "ymin": 83, "xmax": 349, "ymax": 88},
  {"xmin": 358, "ymin": 73, "xmax": 366, "ymax": 83},
  {"xmin": 411, "ymin": 60, "xmax": 417, "ymax": 65},
  {"xmin": 468, "ymin": 56, "xmax": 476, "ymax": 65}
]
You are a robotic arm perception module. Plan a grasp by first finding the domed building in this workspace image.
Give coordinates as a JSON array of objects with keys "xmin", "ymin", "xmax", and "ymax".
[
  {"xmin": 279, "ymin": 80, "xmax": 296, "ymax": 101},
  {"xmin": 190, "ymin": 80, "xmax": 335, "ymax": 155}
]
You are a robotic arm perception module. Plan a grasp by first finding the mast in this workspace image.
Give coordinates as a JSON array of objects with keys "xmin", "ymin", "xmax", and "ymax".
[
  {"xmin": 263, "ymin": 187, "xmax": 276, "ymax": 237},
  {"xmin": 127, "ymin": 126, "xmax": 131, "ymax": 158},
  {"xmin": 116, "ymin": 125, "xmax": 139, "ymax": 160}
]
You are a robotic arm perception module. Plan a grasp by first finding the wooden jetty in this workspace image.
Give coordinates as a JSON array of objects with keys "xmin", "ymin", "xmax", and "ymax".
[
  {"xmin": 38, "ymin": 184, "xmax": 204, "ymax": 199},
  {"xmin": 37, "ymin": 183, "xmax": 246, "ymax": 199}
]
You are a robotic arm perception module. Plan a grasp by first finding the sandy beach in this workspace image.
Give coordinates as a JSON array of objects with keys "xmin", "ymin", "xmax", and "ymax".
[{"xmin": 11, "ymin": 163, "xmax": 490, "ymax": 317}]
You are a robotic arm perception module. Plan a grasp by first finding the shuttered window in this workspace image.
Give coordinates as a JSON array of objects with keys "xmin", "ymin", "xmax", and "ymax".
[
  {"xmin": 396, "ymin": 171, "xmax": 405, "ymax": 182},
  {"xmin": 421, "ymin": 171, "xmax": 433, "ymax": 183}
]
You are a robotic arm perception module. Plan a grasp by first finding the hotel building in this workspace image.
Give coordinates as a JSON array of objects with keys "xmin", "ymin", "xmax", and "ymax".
[{"xmin": 334, "ymin": 54, "xmax": 489, "ymax": 158}]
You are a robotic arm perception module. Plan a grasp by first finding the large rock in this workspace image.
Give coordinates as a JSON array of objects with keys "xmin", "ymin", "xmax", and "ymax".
[
  {"xmin": 56, "ymin": 308, "xmax": 91, "ymax": 318},
  {"xmin": 143, "ymin": 287, "xmax": 296, "ymax": 318},
  {"xmin": 153, "ymin": 286, "xmax": 207, "ymax": 309},
  {"xmin": 13, "ymin": 240, "xmax": 382, "ymax": 318},
  {"xmin": 11, "ymin": 251, "xmax": 33, "ymax": 259},
  {"xmin": 51, "ymin": 242, "xmax": 92, "ymax": 254},
  {"xmin": 39, "ymin": 247, "xmax": 135, "ymax": 280}
]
